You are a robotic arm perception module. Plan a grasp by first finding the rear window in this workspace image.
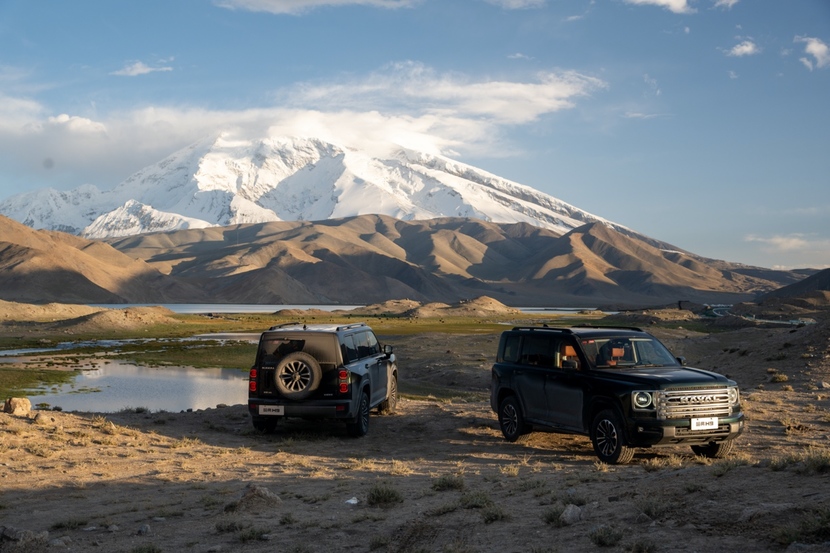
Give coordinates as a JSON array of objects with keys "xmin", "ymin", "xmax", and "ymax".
[{"xmin": 258, "ymin": 334, "xmax": 340, "ymax": 367}]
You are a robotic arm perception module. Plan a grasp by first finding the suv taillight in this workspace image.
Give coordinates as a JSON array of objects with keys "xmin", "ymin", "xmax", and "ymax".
[
  {"xmin": 338, "ymin": 370, "xmax": 349, "ymax": 394},
  {"xmin": 249, "ymin": 368, "xmax": 257, "ymax": 393}
]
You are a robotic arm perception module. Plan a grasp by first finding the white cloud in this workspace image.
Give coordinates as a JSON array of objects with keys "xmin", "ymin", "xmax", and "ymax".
[
  {"xmin": 0, "ymin": 62, "xmax": 607, "ymax": 196},
  {"xmin": 728, "ymin": 70, "xmax": 738, "ymax": 79},
  {"xmin": 623, "ymin": 0, "xmax": 695, "ymax": 15},
  {"xmin": 745, "ymin": 233, "xmax": 830, "ymax": 255},
  {"xmin": 643, "ymin": 73, "xmax": 661, "ymax": 96},
  {"xmin": 507, "ymin": 53, "xmax": 532, "ymax": 60},
  {"xmin": 214, "ymin": 0, "xmax": 417, "ymax": 14},
  {"xmin": 46, "ymin": 114, "xmax": 108, "ymax": 134},
  {"xmin": 279, "ymin": 62, "xmax": 607, "ymax": 125},
  {"xmin": 483, "ymin": 0, "xmax": 546, "ymax": 9},
  {"xmin": 111, "ymin": 61, "xmax": 174, "ymax": 77},
  {"xmin": 713, "ymin": 0, "xmax": 738, "ymax": 9},
  {"xmin": 794, "ymin": 36, "xmax": 830, "ymax": 71},
  {"xmin": 726, "ymin": 40, "xmax": 760, "ymax": 57}
]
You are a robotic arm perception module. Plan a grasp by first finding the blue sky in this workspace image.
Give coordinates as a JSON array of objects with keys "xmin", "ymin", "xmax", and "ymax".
[{"xmin": 1, "ymin": 0, "xmax": 828, "ymax": 270}]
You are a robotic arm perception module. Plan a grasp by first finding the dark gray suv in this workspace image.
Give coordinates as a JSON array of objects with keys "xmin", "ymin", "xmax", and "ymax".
[{"xmin": 248, "ymin": 322, "xmax": 398, "ymax": 436}]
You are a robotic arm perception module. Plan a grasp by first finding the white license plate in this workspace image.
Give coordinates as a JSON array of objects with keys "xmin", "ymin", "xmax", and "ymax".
[
  {"xmin": 258, "ymin": 405, "xmax": 284, "ymax": 416},
  {"xmin": 691, "ymin": 417, "xmax": 718, "ymax": 430}
]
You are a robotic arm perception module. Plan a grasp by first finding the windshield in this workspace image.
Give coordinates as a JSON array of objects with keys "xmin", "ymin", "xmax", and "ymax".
[{"xmin": 580, "ymin": 336, "xmax": 679, "ymax": 369}]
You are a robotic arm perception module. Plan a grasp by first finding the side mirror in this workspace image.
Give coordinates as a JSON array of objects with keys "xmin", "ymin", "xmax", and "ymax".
[
  {"xmin": 676, "ymin": 356, "xmax": 687, "ymax": 366},
  {"xmin": 562, "ymin": 359, "xmax": 579, "ymax": 370},
  {"xmin": 384, "ymin": 344, "xmax": 394, "ymax": 356}
]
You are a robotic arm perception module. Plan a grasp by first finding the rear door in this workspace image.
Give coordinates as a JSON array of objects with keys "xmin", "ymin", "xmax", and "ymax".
[
  {"xmin": 543, "ymin": 339, "xmax": 586, "ymax": 431},
  {"xmin": 512, "ymin": 334, "xmax": 556, "ymax": 424}
]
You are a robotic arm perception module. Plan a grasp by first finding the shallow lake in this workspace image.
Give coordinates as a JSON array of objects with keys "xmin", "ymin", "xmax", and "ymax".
[{"xmin": 28, "ymin": 361, "xmax": 248, "ymax": 413}]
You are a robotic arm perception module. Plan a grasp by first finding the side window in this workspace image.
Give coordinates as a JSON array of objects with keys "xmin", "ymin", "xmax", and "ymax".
[
  {"xmin": 365, "ymin": 331, "xmax": 380, "ymax": 355},
  {"xmin": 501, "ymin": 335, "xmax": 521, "ymax": 363},
  {"xmin": 520, "ymin": 335, "xmax": 554, "ymax": 367},
  {"xmin": 342, "ymin": 335, "xmax": 358, "ymax": 363},
  {"xmin": 557, "ymin": 340, "xmax": 580, "ymax": 370},
  {"xmin": 355, "ymin": 331, "xmax": 379, "ymax": 359}
]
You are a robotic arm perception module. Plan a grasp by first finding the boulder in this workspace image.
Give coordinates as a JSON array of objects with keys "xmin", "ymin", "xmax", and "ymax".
[{"xmin": 3, "ymin": 397, "xmax": 31, "ymax": 416}]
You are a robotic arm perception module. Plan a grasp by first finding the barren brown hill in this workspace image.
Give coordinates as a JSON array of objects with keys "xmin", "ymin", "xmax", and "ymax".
[
  {"xmin": 0, "ymin": 215, "xmax": 206, "ymax": 304},
  {"xmin": 1, "ymin": 214, "xmax": 804, "ymax": 307}
]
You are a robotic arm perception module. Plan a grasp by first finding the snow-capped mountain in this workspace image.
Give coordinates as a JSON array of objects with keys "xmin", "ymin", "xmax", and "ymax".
[{"xmin": 0, "ymin": 133, "xmax": 621, "ymax": 239}]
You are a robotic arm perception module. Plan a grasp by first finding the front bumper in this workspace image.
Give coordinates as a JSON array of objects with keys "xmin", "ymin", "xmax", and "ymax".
[{"xmin": 628, "ymin": 413, "xmax": 745, "ymax": 447}]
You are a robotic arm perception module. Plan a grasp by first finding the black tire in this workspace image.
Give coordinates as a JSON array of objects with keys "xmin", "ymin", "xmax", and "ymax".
[
  {"xmin": 498, "ymin": 396, "xmax": 531, "ymax": 443},
  {"xmin": 590, "ymin": 409, "xmax": 635, "ymax": 464},
  {"xmin": 691, "ymin": 440, "xmax": 734, "ymax": 459},
  {"xmin": 252, "ymin": 417, "xmax": 279, "ymax": 434},
  {"xmin": 346, "ymin": 392, "xmax": 370, "ymax": 437},
  {"xmin": 378, "ymin": 372, "xmax": 398, "ymax": 414},
  {"xmin": 274, "ymin": 352, "xmax": 322, "ymax": 400}
]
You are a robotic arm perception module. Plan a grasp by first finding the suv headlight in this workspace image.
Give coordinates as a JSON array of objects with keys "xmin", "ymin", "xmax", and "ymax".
[
  {"xmin": 631, "ymin": 391, "xmax": 654, "ymax": 410},
  {"xmin": 727, "ymin": 386, "xmax": 740, "ymax": 406}
]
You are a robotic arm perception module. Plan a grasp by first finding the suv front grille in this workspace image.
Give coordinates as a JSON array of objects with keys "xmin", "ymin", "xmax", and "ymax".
[{"xmin": 655, "ymin": 388, "xmax": 732, "ymax": 419}]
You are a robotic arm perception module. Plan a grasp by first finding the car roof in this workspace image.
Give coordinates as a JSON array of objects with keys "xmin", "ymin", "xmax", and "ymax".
[
  {"xmin": 507, "ymin": 325, "xmax": 648, "ymax": 339},
  {"xmin": 264, "ymin": 322, "xmax": 369, "ymax": 334}
]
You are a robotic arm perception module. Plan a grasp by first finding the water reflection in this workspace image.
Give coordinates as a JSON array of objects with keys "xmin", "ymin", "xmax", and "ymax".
[{"xmin": 30, "ymin": 360, "xmax": 248, "ymax": 413}]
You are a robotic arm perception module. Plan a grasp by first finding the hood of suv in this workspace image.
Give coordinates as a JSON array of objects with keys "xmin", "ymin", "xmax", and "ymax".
[{"xmin": 594, "ymin": 365, "xmax": 735, "ymax": 388}]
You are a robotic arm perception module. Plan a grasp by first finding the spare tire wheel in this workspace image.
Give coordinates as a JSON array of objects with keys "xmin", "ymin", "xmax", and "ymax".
[{"xmin": 274, "ymin": 351, "xmax": 322, "ymax": 400}]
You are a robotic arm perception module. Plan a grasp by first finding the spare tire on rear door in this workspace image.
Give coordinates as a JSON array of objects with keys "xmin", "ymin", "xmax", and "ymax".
[{"xmin": 274, "ymin": 351, "xmax": 322, "ymax": 400}]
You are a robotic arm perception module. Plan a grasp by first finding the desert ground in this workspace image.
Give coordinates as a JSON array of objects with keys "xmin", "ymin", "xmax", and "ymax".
[{"xmin": 1, "ymin": 300, "xmax": 829, "ymax": 553}]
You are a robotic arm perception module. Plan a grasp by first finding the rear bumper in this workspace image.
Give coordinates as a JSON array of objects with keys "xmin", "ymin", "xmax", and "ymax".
[{"xmin": 248, "ymin": 399, "xmax": 357, "ymax": 420}]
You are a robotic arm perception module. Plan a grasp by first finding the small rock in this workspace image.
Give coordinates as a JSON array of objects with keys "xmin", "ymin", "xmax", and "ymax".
[
  {"xmin": 559, "ymin": 504, "xmax": 582, "ymax": 525},
  {"xmin": 137, "ymin": 524, "xmax": 151, "ymax": 536}
]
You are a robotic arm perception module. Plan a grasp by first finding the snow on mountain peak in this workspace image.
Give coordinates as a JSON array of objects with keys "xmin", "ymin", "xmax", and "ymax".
[{"xmin": 0, "ymin": 132, "xmax": 619, "ymax": 239}]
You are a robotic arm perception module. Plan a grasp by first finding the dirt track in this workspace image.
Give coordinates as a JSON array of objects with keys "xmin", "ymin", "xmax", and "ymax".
[{"xmin": 1, "ymin": 312, "xmax": 830, "ymax": 552}]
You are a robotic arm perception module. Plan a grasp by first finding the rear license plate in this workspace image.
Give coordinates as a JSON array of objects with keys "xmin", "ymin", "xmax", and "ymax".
[
  {"xmin": 258, "ymin": 405, "xmax": 284, "ymax": 416},
  {"xmin": 691, "ymin": 417, "xmax": 718, "ymax": 430}
]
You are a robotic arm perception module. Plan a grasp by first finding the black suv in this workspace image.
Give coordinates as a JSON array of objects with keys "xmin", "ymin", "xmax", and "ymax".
[
  {"xmin": 490, "ymin": 326, "xmax": 744, "ymax": 464},
  {"xmin": 248, "ymin": 322, "xmax": 398, "ymax": 436}
]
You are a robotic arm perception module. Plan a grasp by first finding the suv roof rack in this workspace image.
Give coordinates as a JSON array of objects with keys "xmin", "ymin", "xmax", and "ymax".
[
  {"xmin": 572, "ymin": 324, "xmax": 644, "ymax": 332},
  {"xmin": 335, "ymin": 322, "xmax": 368, "ymax": 332},
  {"xmin": 268, "ymin": 321, "xmax": 302, "ymax": 330},
  {"xmin": 509, "ymin": 326, "xmax": 574, "ymax": 333}
]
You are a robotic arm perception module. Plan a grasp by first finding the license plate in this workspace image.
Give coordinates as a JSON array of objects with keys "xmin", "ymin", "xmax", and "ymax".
[
  {"xmin": 691, "ymin": 417, "xmax": 718, "ymax": 430},
  {"xmin": 258, "ymin": 405, "xmax": 284, "ymax": 416}
]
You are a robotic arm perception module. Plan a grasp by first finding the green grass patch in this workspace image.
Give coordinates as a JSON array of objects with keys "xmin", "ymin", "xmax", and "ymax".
[{"xmin": 0, "ymin": 367, "xmax": 76, "ymax": 398}]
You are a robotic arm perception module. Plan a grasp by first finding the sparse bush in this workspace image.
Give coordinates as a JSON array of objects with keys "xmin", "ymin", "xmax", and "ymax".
[
  {"xmin": 773, "ymin": 507, "xmax": 830, "ymax": 545},
  {"xmin": 460, "ymin": 491, "xmax": 493, "ymax": 509},
  {"xmin": 215, "ymin": 520, "xmax": 247, "ymax": 533},
  {"xmin": 426, "ymin": 501, "xmax": 460, "ymax": 516},
  {"xmin": 589, "ymin": 524, "xmax": 623, "ymax": 547},
  {"xmin": 625, "ymin": 537, "xmax": 658, "ymax": 553},
  {"xmin": 369, "ymin": 534, "xmax": 389, "ymax": 550},
  {"xmin": 129, "ymin": 546, "xmax": 163, "ymax": 553},
  {"xmin": 238, "ymin": 526, "xmax": 270, "ymax": 542},
  {"xmin": 770, "ymin": 373, "xmax": 790, "ymax": 383},
  {"xmin": 542, "ymin": 505, "xmax": 566, "ymax": 527},
  {"xmin": 481, "ymin": 504, "xmax": 509, "ymax": 524},
  {"xmin": 432, "ymin": 474, "xmax": 464, "ymax": 491},
  {"xmin": 366, "ymin": 483, "xmax": 403, "ymax": 507},
  {"xmin": 51, "ymin": 519, "xmax": 88, "ymax": 530}
]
